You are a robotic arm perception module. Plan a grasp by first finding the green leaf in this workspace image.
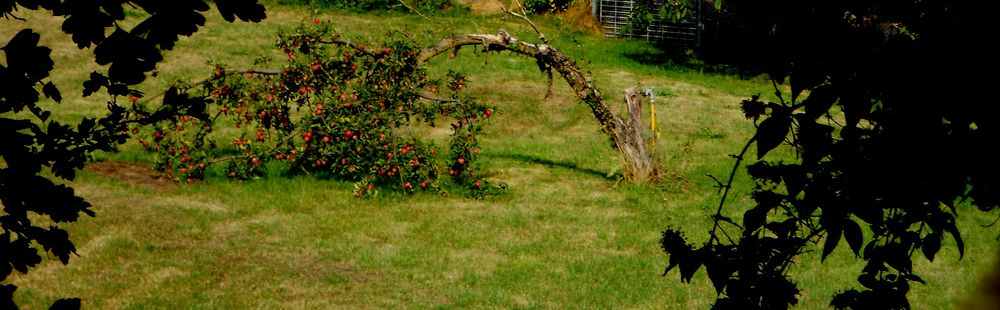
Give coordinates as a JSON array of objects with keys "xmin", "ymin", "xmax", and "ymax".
[
  {"xmin": 843, "ymin": 219, "xmax": 863, "ymax": 257},
  {"xmin": 755, "ymin": 113, "xmax": 791, "ymax": 160}
]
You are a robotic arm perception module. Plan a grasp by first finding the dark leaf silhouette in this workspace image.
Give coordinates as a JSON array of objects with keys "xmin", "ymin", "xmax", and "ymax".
[
  {"xmin": 81, "ymin": 72, "xmax": 109, "ymax": 97},
  {"xmin": 215, "ymin": 0, "xmax": 267, "ymax": 23},
  {"xmin": 49, "ymin": 297, "xmax": 81, "ymax": 310},
  {"xmin": 58, "ymin": 1, "xmax": 113, "ymax": 48},
  {"xmin": 656, "ymin": 0, "xmax": 997, "ymax": 307},
  {"xmin": 921, "ymin": 232, "xmax": 942, "ymax": 262},
  {"xmin": 2, "ymin": 1, "xmax": 267, "ymax": 307},
  {"xmin": 802, "ymin": 84, "xmax": 836, "ymax": 120},
  {"xmin": 755, "ymin": 112, "xmax": 790, "ymax": 160},
  {"xmin": 130, "ymin": 0, "xmax": 210, "ymax": 50},
  {"xmin": 843, "ymin": 219, "xmax": 862, "ymax": 257},
  {"xmin": 42, "ymin": 82, "xmax": 61, "ymax": 103},
  {"xmin": 3, "ymin": 29, "xmax": 53, "ymax": 81},
  {"xmin": 822, "ymin": 225, "xmax": 841, "ymax": 261},
  {"xmin": 94, "ymin": 28, "xmax": 163, "ymax": 85}
]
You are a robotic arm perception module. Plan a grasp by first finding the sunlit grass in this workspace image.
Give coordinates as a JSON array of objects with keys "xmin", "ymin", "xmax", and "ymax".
[{"xmin": 2, "ymin": 3, "xmax": 996, "ymax": 309}]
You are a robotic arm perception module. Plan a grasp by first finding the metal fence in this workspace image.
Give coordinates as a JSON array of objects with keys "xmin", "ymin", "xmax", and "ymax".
[{"xmin": 593, "ymin": 0, "xmax": 701, "ymax": 46}]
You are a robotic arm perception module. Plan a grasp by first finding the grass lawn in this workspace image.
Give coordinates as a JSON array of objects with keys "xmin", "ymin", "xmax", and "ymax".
[{"xmin": 3, "ymin": 4, "xmax": 998, "ymax": 309}]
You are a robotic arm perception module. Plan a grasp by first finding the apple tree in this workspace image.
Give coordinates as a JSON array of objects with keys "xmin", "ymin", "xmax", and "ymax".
[{"xmin": 145, "ymin": 6, "xmax": 663, "ymax": 191}]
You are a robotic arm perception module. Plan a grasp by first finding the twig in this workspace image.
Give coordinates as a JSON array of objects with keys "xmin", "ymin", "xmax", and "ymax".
[
  {"xmin": 317, "ymin": 36, "xmax": 377, "ymax": 56},
  {"xmin": 397, "ymin": 0, "xmax": 433, "ymax": 22},
  {"xmin": 208, "ymin": 129, "xmax": 300, "ymax": 165},
  {"xmin": 544, "ymin": 68, "xmax": 554, "ymax": 99},
  {"xmin": 417, "ymin": 92, "xmax": 462, "ymax": 103},
  {"xmin": 709, "ymin": 137, "xmax": 756, "ymax": 244},
  {"xmin": 139, "ymin": 69, "xmax": 280, "ymax": 104},
  {"xmin": 499, "ymin": 0, "xmax": 549, "ymax": 45},
  {"xmin": 771, "ymin": 79, "xmax": 786, "ymax": 107}
]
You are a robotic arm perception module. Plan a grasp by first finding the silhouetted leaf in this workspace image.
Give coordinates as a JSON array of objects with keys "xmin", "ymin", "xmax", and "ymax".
[
  {"xmin": 921, "ymin": 232, "xmax": 942, "ymax": 262},
  {"xmin": 130, "ymin": 0, "xmax": 210, "ymax": 50},
  {"xmin": 822, "ymin": 225, "xmax": 841, "ymax": 261},
  {"xmin": 34, "ymin": 227, "xmax": 76, "ymax": 264},
  {"xmin": 765, "ymin": 218, "xmax": 797, "ymax": 238},
  {"xmin": 839, "ymin": 92, "xmax": 871, "ymax": 129},
  {"xmin": 704, "ymin": 250, "xmax": 735, "ymax": 294},
  {"xmin": 81, "ymin": 71, "xmax": 108, "ymax": 97},
  {"xmin": 743, "ymin": 205, "xmax": 769, "ymax": 233},
  {"xmin": 3, "ymin": 29, "xmax": 53, "ymax": 80},
  {"xmin": 94, "ymin": 28, "xmax": 162, "ymax": 85},
  {"xmin": 42, "ymin": 81, "xmax": 61, "ymax": 103},
  {"xmin": 740, "ymin": 95, "xmax": 766, "ymax": 120},
  {"xmin": 843, "ymin": 219, "xmax": 862, "ymax": 257},
  {"xmin": 49, "ymin": 297, "xmax": 81, "ymax": 310},
  {"xmin": 803, "ymin": 84, "xmax": 837, "ymax": 120},
  {"xmin": 755, "ymin": 113, "xmax": 791, "ymax": 160},
  {"xmin": 790, "ymin": 63, "xmax": 824, "ymax": 103},
  {"xmin": 7, "ymin": 240, "xmax": 41, "ymax": 274},
  {"xmin": 884, "ymin": 243, "xmax": 912, "ymax": 273},
  {"xmin": 678, "ymin": 251, "xmax": 703, "ymax": 283},
  {"xmin": 831, "ymin": 289, "xmax": 861, "ymax": 309},
  {"xmin": 215, "ymin": 0, "xmax": 266, "ymax": 23},
  {"xmin": 0, "ymin": 284, "xmax": 16, "ymax": 310},
  {"xmin": 781, "ymin": 165, "xmax": 805, "ymax": 198},
  {"xmin": 59, "ymin": 1, "xmax": 114, "ymax": 48}
]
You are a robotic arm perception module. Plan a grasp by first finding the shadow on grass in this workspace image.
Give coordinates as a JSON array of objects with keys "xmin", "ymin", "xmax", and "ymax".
[
  {"xmin": 619, "ymin": 43, "xmax": 751, "ymax": 78},
  {"xmin": 485, "ymin": 152, "xmax": 617, "ymax": 180}
]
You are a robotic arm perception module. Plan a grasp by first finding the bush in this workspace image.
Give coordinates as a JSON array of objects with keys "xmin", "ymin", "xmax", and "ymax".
[
  {"xmin": 523, "ymin": 0, "xmax": 574, "ymax": 13},
  {"xmin": 277, "ymin": 0, "xmax": 454, "ymax": 12}
]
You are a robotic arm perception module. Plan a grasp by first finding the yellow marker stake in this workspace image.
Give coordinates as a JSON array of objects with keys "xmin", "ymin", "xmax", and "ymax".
[{"xmin": 650, "ymin": 101, "xmax": 657, "ymax": 149}]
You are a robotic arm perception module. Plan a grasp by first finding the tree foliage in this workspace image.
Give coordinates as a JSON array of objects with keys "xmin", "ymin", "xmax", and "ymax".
[
  {"xmin": 143, "ymin": 22, "xmax": 502, "ymax": 196},
  {"xmin": 658, "ymin": 0, "xmax": 998, "ymax": 308},
  {"xmin": 0, "ymin": 1, "xmax": 265, "ymax": 308}
]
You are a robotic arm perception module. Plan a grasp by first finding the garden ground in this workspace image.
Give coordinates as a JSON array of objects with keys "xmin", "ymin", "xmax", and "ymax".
[{"xmin": 3, "ymin": 4, "xmax": 998, "ymax": 308}]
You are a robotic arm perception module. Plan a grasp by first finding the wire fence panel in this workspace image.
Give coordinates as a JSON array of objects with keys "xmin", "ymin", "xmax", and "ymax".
[{"xmin": 596, "ymin": 0, "xmax": 701, "ymax": 46}]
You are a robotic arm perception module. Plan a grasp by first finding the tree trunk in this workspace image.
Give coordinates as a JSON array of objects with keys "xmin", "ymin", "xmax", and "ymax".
[
  {"xmin": 414, "ymin": 29, "xmax": 658, "ymax": 182},
  {"xmin": 617, "ymin": 87, "xmax": 657, "ymax": 182}
]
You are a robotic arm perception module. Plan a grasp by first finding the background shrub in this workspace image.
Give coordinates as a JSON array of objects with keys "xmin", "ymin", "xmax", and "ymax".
[{"xmin": 275, "ymin": 0, "xmax": 454, "ymax": 12}]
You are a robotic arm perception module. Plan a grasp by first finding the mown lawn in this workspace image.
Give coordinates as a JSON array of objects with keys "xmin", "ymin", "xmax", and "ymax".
[{"xmin": 3, "ymin": 4, "xmax": 997, "ymax": 309}]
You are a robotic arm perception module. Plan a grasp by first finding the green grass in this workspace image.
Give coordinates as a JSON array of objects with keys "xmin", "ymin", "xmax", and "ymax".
[{"xmin": 3, "ymin": 4, "xmax": 998, "ymax": 309}]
